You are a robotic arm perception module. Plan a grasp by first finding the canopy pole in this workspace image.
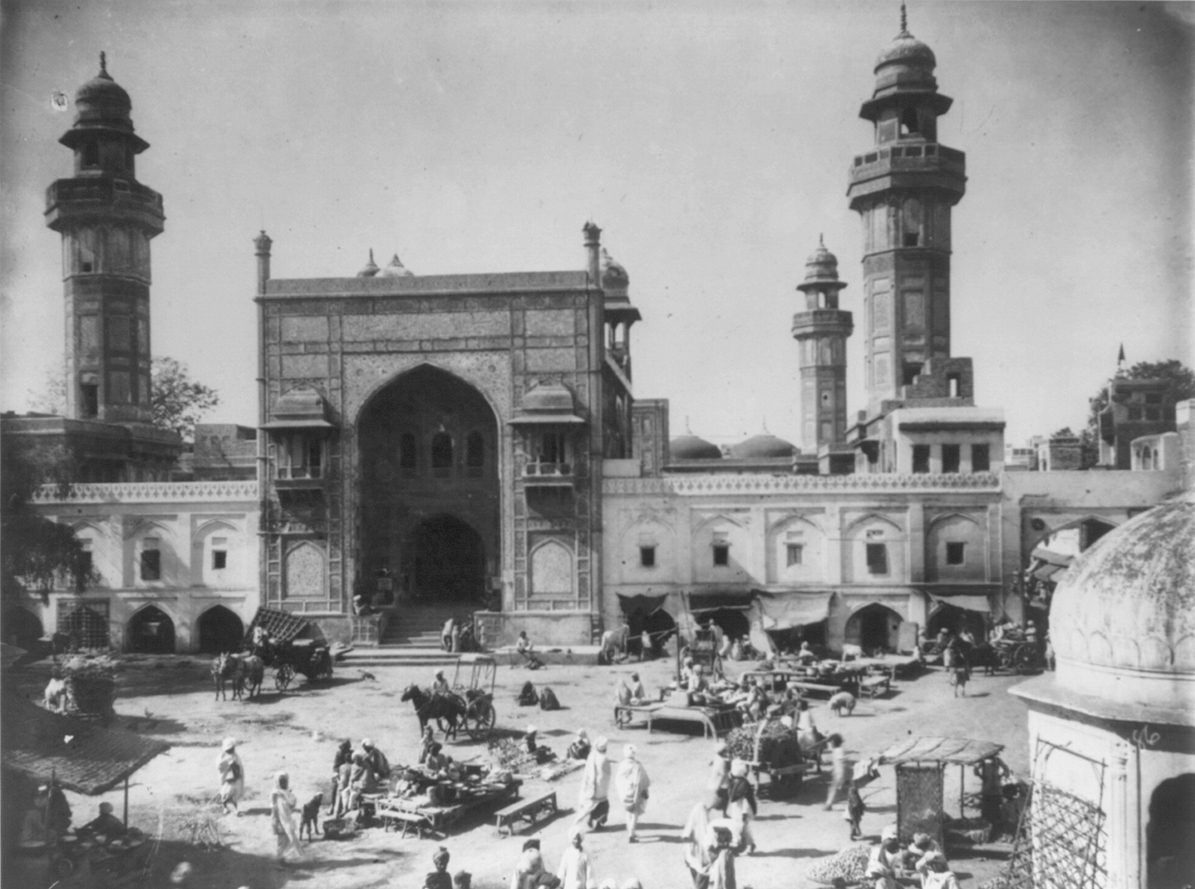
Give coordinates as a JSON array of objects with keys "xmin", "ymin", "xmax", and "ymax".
[
  {"xmin": 123, "ymin": 776, "xmax": 129, "ymax": 827},
  {"xmin": 959, "ymin": 765, "xmax": 965, "ymax": 819}
]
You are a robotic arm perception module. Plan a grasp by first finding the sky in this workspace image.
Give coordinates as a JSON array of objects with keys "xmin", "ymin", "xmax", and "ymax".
[{"xmin": 2, "ymin": 0, "xmax": 1191, "ymax": 450}]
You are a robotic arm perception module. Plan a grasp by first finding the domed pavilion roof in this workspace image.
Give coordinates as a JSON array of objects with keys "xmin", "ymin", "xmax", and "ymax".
[
  {"xmin": 728, "ymin": 429, "xmax": 796, "ymax": 460},
  {"xmin": 875, "ymin": 28, "xmax": 936, "ymax": 73},
  {"xmin": 1049, "ymin": 494, "xmax": 1195, "ymax": 714},
  {"xmin": 75, "ymin": 52, "xmax": 134, "ymax": 129},
  {"xmin": 377, "ymin": 254, "xmax": 414, "ymax": 278},
  {"xmin": 670, "ymin": 433, "xmax": 722, "ymax": 461}
]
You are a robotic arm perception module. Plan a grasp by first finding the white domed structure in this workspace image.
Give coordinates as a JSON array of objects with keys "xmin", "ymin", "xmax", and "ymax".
[{"xmin": 1011, "ymin": 494, "xmax": 1195, "ymax": 889}]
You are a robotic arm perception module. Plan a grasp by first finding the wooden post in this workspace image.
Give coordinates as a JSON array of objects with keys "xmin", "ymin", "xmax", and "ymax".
[{"xmin": 123, "ymin": 776, "xmax": 129, "ymax": 827}]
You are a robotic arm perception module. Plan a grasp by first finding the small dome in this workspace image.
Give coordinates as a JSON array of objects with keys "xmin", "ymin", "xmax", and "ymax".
[
  {"xmin": 1050, "ymin": 495, "xmax": 1195, "ymax": 711},
  {"xmin": 670, "ymin": 434, "xmax": 722, "ymax": 461},
  {"xmin": 728, "ymin": 431, "xmax": 796, "ymax": 460},
  {"xmin": 377, "ymin": 253, "xmax": 414, "ymax": 278},
  {"xmin": 875, "ymin": 28, "xmax": 936, "ymax": 73},
  {"xmin": 800, "ymin": 234, "xmax": 845, "ymax": 288},
  {"xmin": 600, "ymin": 248, "xmax": 629, "ymax": 294},
  {"xmin": 74, "ymin": 53, "xmax": 134, "ymax": 131},
  {"xmin": 521, "ymin": 384, "xmax": 576, "ymax": 414},
  {"xmin": 356, "ymin": 250, "xmax": 379, "ymax": 278}
]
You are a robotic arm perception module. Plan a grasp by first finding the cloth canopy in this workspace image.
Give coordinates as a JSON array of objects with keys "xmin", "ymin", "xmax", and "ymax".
[
  {"xmin": 927, "ymin": 592, "xmax": 992, "ymax": 614},
  {"xmin": 617, "ymin": 593, "xmax": 667, "ymax": 617},
  {"xmin": 687, "ymin": 590, "xmax": 752, "ymax": 613},
  {"xmin": 878, "ymin": 736, "xmax": 1003, "ymax": 766},
  {"xmin": 753, "ymin": 591, "xmax": 833, "ymax": 630},
  {"xmin": 247, "ymin": 607, "xmax": 313, "ymax": 644}
]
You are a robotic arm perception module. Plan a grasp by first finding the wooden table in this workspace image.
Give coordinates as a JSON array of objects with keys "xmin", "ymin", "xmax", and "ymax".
[{"xmin": 614, "ymin": 702, "xmax": 741, "ymax": 738}]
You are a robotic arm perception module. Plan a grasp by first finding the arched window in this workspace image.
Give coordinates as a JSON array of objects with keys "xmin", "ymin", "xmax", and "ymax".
[
  {"xmin": 465, "ymin": 431, "xmax": 484, "ymax": 476},
  {"xmin": 431, "ymin": 431, "xmax": 453, "ymax": 477},
  {"xmin": 399, "ymin": 432, "xmax": 417, "ymax": 472}
]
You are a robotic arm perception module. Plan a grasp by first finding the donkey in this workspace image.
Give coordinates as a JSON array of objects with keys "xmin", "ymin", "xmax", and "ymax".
[
  {"xmin": 211, "ymin": 652, "xmax": 245, "ymax": 701},
  {"xmin": 401, "ymin": 683, "xmax": 467, "ymax": 740}
]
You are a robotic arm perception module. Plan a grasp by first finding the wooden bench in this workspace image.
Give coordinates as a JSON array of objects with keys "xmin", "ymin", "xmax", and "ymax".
[
  {"xmin": 786, "ymin": 680, "xmax": 842, "ymax": 698},
  {"xmin": 614, "ymin": 702, "xmax": 661, "ymax": 728},
  {"xmin": 377, "ymin": 806, "xmax": 434, "ymax": 838},
  {"xmin": 494, "ymin": 790, "xmax": 558, "ymax": 837},
  {"xmin": 859, "ymin": 674, "xmax": 891, "ymax": 698}
]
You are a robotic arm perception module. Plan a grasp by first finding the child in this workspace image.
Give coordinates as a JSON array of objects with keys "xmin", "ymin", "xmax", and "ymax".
[
  {"xmin": 951, "ymin": 653, "xmax": 971, "ymax": 698},
  {"xmin": 424, "ymin": 846, "xmax": 453, "ymax": 889},
  {"xmin": 845, "ymin": 779, "xmax": 865, "ymax": 840}
]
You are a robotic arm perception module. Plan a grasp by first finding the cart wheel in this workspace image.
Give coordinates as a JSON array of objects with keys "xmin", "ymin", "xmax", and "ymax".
[
  {"xmin": 997, "ymin": 649, "xmax": 1015, "ymax": 673},
  {"xmin": 276, "ymin": 663, "xmax": 295, "ymax": 691},
  {"xmin": 1013, "ymin": 646, "xmax": 1038, "ymax": 675},
  {"xmin": 466, "ymin": 699, "xmax": 496, "ymax": 740},
  {"xmin": 55, "ymin": 857, "xmax": 75, "ymax": 878}
]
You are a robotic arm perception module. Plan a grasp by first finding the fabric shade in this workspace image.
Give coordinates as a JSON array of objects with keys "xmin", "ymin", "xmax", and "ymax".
[
  {"xmin": 753, "ymin": 591, "xmax": 833, "ymax": 630},
  {"xmin": 928, "ymin": 592, "xmax": 992, "ymax": 614},
  {"xmin": 617, "ymin": 593, "xmax": 667, "ymax": 617},
  {"xmin": 687, "ymin": 590, "xmax": 752, "ymax": 613}
]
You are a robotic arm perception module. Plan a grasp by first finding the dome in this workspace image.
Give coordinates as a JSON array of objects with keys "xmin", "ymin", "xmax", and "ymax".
[
  {"xmin": 74, "ymin": 53, "xmax": 134, "ymax": 131},
  {"xmin": 799, "ymin": 235, "xmax": 845, "ymax": 289},
  {"xmin": 728, "ymin": 432, "xmax": 796, "ymax": 460},
  {"xmin": 600, "ymin": 248, "xmax": 629, "ymax": 295},
  {"xmin": 875, "ymin": 29, "xmax": 936, "ymax": 73},
  {"xmin": 1050, "ymin": 495, "xmax": 1195, "ymax": 711},
  {"xmin": 670, "ymin": 434, "xmax": 722, "ymax": 461},
  {"xmin": 356, "ymin": 250, "xmax": 379, "ymax": 278},
  {"xmin": 377, "ymin": 254, "xmax": 414, "ymax": 278}
]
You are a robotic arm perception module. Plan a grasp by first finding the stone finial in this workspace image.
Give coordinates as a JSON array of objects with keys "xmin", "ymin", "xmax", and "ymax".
[
  {"xmin": 900, "ymin": 2, "xmax": 908, "ymax": 34},
  {"xmin": 253, "ymin": 230, "xmax": 273, "ymax": 254},
  {"xmin": 582, "ymin": 221, "xmax": 602, "ymax": 244},
  {"xmin": 99, "ymin": 51, "xmax": 110, "ymax": 79}
]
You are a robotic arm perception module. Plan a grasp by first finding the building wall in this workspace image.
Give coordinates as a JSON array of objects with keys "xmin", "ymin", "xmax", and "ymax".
[{"xmin": 16, "ymin": 481, "xmax": 259, "ymax": 653}]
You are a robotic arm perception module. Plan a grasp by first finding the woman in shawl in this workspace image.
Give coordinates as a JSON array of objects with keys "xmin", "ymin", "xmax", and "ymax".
[
  {"xmin": 270, "ymin": 772, "xmax": 304, "ymax": 863},
  {"xmin": 573, "ymin": 737, "xmax": 611, "ymax": 830},
  {"xmin": 616, "ymin": 744, "xmax": 650, "ymax": 843},
  {"xmin": 216, "ymin": 738, "xmax": 244, "ymax": 816},
  {"xmin": 725, "ymin": 759, "xmax": 757, "ymax": 855}
]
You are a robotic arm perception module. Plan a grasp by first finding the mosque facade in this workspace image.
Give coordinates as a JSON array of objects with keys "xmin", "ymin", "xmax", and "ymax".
[{"xmin": 3, "ymin": 14, "xmax": 1187, "ymax": 654}]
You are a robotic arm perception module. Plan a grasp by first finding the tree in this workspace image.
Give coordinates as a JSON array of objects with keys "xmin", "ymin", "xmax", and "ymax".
[
  {"xmin": 149, "ymin": 357, "xmax": 220, "ymax": 442},
  {"xmin": 1, "ymin": 439, "xmax": 94, "ymax": 603},
  {"xmin": 1082, "ymin": 359, "xmax": 1195, "ymax": 468},
  {"xmin": 28, "ymin": 355, "xmax": 220, "ymax": 442}
]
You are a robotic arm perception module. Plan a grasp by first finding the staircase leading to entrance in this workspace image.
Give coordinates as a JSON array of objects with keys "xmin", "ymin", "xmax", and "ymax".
[{"xmin": 339, "ymin": 605, "xmax": 466, "ymax": 666}]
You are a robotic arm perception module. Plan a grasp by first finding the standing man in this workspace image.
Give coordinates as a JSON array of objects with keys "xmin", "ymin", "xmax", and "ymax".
[
  {"xmin": 616, "ymin": 745, "xmax": 651, "ymax": 843},
  {"xmin": 556, "ymin": 827, "xmax": 596, "ymax": 889},
  {"xmin": 574, "ymin": 737, "xmax": 612, "ymax": 831}
]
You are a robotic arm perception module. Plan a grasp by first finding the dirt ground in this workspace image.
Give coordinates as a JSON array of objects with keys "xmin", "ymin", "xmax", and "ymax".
[{"xmin": 4, "ymin": 651, "xmax": 1035, "ymax": 889}]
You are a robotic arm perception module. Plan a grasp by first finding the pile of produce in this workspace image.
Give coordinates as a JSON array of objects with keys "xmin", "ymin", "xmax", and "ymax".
[
  {"xmin": 805, "ymin": 843, "xmax": 872, "ymax": 885},
  {"xmin": 61, "ymin": 654, "xmax": 118, "ymax": 719},
  {"xmin": 487, "ymin": 738, "xmax": 537, "ymax": 773},
  {"xmin": 726, "ymin": 719, "xmax": 803, "ymax": 769}
]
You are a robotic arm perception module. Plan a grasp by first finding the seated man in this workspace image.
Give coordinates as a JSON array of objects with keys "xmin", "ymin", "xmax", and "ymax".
[
  {"xmin": 567, "ymin": 729, "xmax": 591, "ymax": 761},
  {"xmin": 361, "ymin": 738, "xmax": 392, "ymax": 782},
  {"xmin": 615, "ymin": 673, "xmax": 648, "ymax": 706},
  {"xmin": 866, "ymin": 826, "xmax": 905, "ymax": 889},
  {"xmin": 432, "ymin": 670, "xmax": 452, "ymax": 697},
  {"xmin": 905, "ymin": 833, "xmax": 943, "ymax": 871},
  {"xmin": 347, "ymin": 752, "xmax": 380, "ymax": 811},
  {"xmin": 795, "ymin": 641, "xmax": 817, "ymax": 665},
  {"xmin": 516, "ymin": 632, "xmax": 544, "ymax": 669},
  {"xmin": 81, "ymin": 801, "xmax": 125, "ymax": 839},
  {"xmin": 424, "ymin": 742, "xmax": 449, "ymax": 776},
  {"xmin": 916, "ymin": 851, "xmax": 961, "ymax": 889}
]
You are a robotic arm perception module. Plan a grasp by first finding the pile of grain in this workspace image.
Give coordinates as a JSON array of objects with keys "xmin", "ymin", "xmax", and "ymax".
[
  {"xmin": 804, "ymin": 843, "xmax": 872, "ymax": 885},
  {"xmin": 61, "ymin": 654, "xmax": 118, "ymax": 718}
]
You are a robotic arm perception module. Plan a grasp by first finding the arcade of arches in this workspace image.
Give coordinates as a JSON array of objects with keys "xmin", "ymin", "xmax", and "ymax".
[
  {"xmin": 197, "ymin": 605, "xmax": 245, "ymax": 654},
  {"xmin": 358, "ymin": 366, "xmax": 499, "ymax": 605}
]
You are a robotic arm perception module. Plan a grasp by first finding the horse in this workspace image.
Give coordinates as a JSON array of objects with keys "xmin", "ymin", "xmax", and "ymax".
[
  {"xmin": 211, "ymin": 652, "xmax": 246, "ymax": 701},
  {"xmin": 238, "ymin": 654, "xmax": 266, "ymax": 699},
  {"xmin": 401, "ymin": 684, "xmax": 467, "ymax": 740}
]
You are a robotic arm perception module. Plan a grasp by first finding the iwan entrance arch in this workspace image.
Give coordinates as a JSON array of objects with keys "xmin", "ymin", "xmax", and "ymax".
[{"xmin": 356, "ymin": 364, "xmax": 501, "ymax": 608}]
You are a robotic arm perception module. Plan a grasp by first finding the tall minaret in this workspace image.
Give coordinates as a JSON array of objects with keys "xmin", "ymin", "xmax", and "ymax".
[
  {"xmin": 792, "ymin": 236, "xmax": 853, "ymax": 450},
  {"xmin": 847, "ymin": 6, "xmax": 966, "ymax": 414},
  {"xmin": 46, "ymin": 53, "xmax": 164, "ymax": 424}
]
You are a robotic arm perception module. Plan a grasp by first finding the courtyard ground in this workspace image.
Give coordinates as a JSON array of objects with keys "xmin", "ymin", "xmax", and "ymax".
[{"xmin": 4, "ymin": 651, "xmax": 1034, "ymax": 889}]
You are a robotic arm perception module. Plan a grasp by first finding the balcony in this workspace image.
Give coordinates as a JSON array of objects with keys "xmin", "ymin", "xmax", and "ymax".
[
  {"xmin": 522, "ymin": 462, "xmax": 575, "ymax": 486},
  {"xmin": 274, "ymin": 466, "xmax": 325, "ymax": 495}
]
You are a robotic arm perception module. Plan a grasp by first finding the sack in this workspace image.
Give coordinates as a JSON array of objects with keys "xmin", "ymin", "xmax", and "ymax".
[
  {"xmin": 517, "ymin": 681, "xmax": 539, "ymax": 706},
  {"xmin": 539, "ymin": 687, "xmax": 561, "ymax": 711}
]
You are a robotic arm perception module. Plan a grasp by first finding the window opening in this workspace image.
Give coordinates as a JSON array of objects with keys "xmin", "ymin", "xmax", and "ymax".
[
  {"xmin": 942, "ymin": 444, "xmax": 961, "ymax": 474},
  {"xmin": 866, "ymin": 543, "xmax": 889, "ymax": 575},
  {"xmin": 912, "ymin": 444, "xmax": 931, "ymax": 474},
  {"xmin": 431, "ymin": 431, "xmax": 453, "ymax": 477},
  {"xmin": 79, "ymin": 540, "xmax": 93, "ymax": 580},
  {"xmin": 947, "ymin": 374, "xmax": 960, "ymax": 397},
  {"xmin": 211, "ymin": 537, "xmax": 228, "ymax": 570},
  {"xmin": 903, "ymin": 363, "xmax": 923, "ymax": 386},
  {"xmin": 465, "ymin": 431, "xmax": 484, "ymax": 475},
  {"xmin": 903, "ymin": 231, "xmax": 920, "ymax": 247},
  {"xmin": 786, "ymin": 543, "xmax": 804, "ymax": 567},
  {"xmin": 972, "ymin": 444, "xmax": 991, "ymax": 473},
  {"xmin": 81, "ymin": 382, "xmax": 99, "ymax": 418},
  {"xmin": 712, "ymin": 544, "xmax": 730, "ymax": 567},
  {"xmin": 945, "ymin": 542, "xmax": 966, "ymax": 566},
  {"xmin": 899, "ymin": 107, "xmax": 919, "ymax": 136},
  {"xmin": 82, "ymin": 141, "xmax": 99, "ymax": 167},
  {"xmin": 140, "ymin": 538, "xmax": 162, "ymax": 581},
  {"xmin": 399, "ymin": 433, "xmax": 417, "ymax": 471},
  {"xmin": 639, "ymin": 546, "xmax": 656, "ymax": 568}
]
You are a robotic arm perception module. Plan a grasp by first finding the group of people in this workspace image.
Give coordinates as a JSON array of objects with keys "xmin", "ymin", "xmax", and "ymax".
[
  {"xmin": 329, "ymin": 737, "xmax": 393, "ymax": 818},
  {"xmin": 864, "ymin": 826, "xmax": 962, "ymax": 889},
  {"xmin": 214, "ymin": 736, "xmax": 309, "ymax": 865},
  {"xmin": 509, "ymin": 834, "xmax": 645, "ymax": 889},
  {"xmin": 572, "ymin": 736, "xmax": 651, "ymax": 842}
]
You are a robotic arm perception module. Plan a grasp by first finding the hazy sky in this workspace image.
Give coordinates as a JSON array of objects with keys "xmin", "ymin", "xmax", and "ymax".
[{"xmin": 2, "ymin": 1, "xmax": 1191, "ymax": 449}]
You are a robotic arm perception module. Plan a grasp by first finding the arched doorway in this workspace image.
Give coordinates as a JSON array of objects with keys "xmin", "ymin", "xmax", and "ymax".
[
  {"xmin": 127, "ymin": 606, "xmax": 175, "ymax": 654},
  {"xmin": 846, "ymin": 603, "xmax": 903, "ymax": 653},
  {"xmin": 357, "ymin": 365, "xmax": 500, "ymax": 606},
  {"xmin": 3, "ymin": 607, "xmax": 43, "ymax": 650},
  {"xmin": 198, "ymin": 605, "xmax": 245, "ymax": 654},
  {"xmin": 405, "ymin": 515, "xmax": 486, "ymax": 602},
  {"xmin": 1148, "ymin": 774, "xmax": 1195, "ymax": 889},
  {"xmin": 641, "ymin": 609, "xmax": 678, "ymax": 657},
  {"xmin": 926, "ymin": 603, "xmax": 986, "ymax": 640},
  {"xmin": 701, "ymin": 609, "xmax": 751, "ymax": 641}
]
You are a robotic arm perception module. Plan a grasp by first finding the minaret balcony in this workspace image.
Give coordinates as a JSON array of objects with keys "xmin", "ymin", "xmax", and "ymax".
[
  {"xmin": 847, "ymin": 143, "xmax": 965, "ymax": 207},
  {"xmin": 792, "ymin": 309, "xmax": 854, "ymax": 338},
  {"xmin": 46, "ymin": 178, "xmax": 165, "ymax": 233}
]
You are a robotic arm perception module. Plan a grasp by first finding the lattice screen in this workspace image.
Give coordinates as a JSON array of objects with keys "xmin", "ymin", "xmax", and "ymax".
[{"xmin": 1003, "ymin": 754, "xmax": 1108, "ymax": 889}]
